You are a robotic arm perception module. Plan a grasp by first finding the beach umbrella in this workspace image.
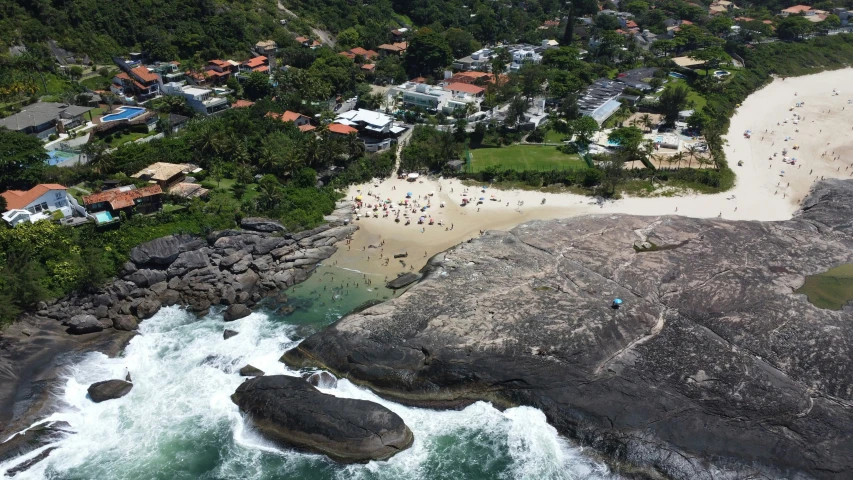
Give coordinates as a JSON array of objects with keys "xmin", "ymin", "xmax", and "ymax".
[
  {"xmin": 613, "ymin": 298, "xmax": 623, "ymax": 305},
  {"xmin": 356, "ymin": 195, "xmax": 362, "ymax": 200},
  {"xmin": 406, "ymin": 192, "xmax": 413, "ymax": 197},
  {"xmin": 479, "ymin": 197, "xmax": 485, "ymax": 201}
]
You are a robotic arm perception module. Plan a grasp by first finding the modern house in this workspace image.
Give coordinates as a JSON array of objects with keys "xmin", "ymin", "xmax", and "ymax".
[
  {"xmin": 0, "ymin": 184, "xmax": 85, "ymax": 226},
  {"xmin": 161, "ymin": 83, "xmax": 229, "ymax": 115},
  {"xmin": 333, "ymin": 109, "xmax": 406, "ymax": 152},
  {"xmin": 132, "ymin": 162, "xmax": 196, "ymax": 190},
  {"xmin": 394, "ymin": 82, "xmax": 484, "ymax": 115},
  {"xmin": 111, "ymin": 65, "xmax": 162, "ymax": 101},
  {"xmin": 444, "ymin": 82, "xmax": 485, "ymax": 98},
  {"xmin": 295, "ymin": 36, "xmax": 322, "ymax": 48},
  {"xmin": 204, "ymin": 59, "xmax": 239, "ymax": 83},
  {"xmin": 150, "ymin": 61, "xmax": 184, "ymax": 84},
  {"xmin": 0, "ymin": 102, "xmax": 93, "ymax": 139},
  {"xmin": 82, "ymin": 185, "xmax": 163, "ymax": 217},
  {"xmin": 453, "ymin": 49, "xmax": 494, "ymax": 71}
]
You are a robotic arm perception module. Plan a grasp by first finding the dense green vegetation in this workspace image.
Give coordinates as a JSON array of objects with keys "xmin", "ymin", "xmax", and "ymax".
[{"xmin": 470, "ymin": 145, "xmax": 585, "ymax": 171}]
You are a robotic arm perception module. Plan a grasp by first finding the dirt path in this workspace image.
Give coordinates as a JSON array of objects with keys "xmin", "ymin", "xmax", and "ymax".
[{"xmin": 277, "ymin": 1, "xmax": 336, "ymax": 47}]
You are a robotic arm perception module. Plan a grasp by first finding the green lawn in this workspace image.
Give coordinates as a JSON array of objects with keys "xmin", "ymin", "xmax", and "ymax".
[
  {"xmin": 471, "ymin": 145, "xmax": 586, "ymax": 171},
  {"xmin": 103, "ymin": 131, "xmax": 154, "ymax": 148},
  {"xmin": 80, "ymin": 75, "xmax": 112, "ymax": 90},
  {"xmin": 201, "ymin": 177, "xmax": 259, "ymax": 201},
  {"xmin": 655, "ymin": 78, "xmax": 707, "ymax": 111},
  {"xmin": 544, "ymin": 129, "xmax": 567, "ymax": 144}
]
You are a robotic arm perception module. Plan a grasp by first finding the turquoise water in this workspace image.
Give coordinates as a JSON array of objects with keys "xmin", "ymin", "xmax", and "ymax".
[
  {"xmin": 669, "ymin": 72, "xmax": 687, "ymax": 79},
  {"xmin": 93, "ymin": 211, "xmax": 114, "ymax": 223},
  {"xmin": 0, "ymin": 265, "xmax": 614, "ymax": 480},
  {"xmin": 46, "ymin": 150, "xmax": 77, "ymax": 166},
  {"xmin": 101, "ymin": 106, "xmax": 146, "ymax": 122}
]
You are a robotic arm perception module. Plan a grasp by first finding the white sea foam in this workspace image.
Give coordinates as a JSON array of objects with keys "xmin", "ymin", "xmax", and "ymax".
[{"xmin": 0, "ymin": 307, "xmax": 615, "ymax": 480}]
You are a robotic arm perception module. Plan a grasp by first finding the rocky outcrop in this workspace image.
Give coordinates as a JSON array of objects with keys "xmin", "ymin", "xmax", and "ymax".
[
  {"xmin": 87, "ymin": 379, "xmax": 133, "ymax": 403},
  {"xmin": 306, "ymin": 371, "xmax": 338, "ymax": 389},
  {"xmin": 223, "ymin": 329, "xmax": 239, "ymax": 340},
  {"xmin": 283, "ymin": 182, "xmax": 853, "ymax": 479},
  {"xmin": 63, "ymin": 314, "xmax": 103, "ymax": 334},
  {"xmin": 241, "ymin": 217, "xmax": 286, "ymax": 233},
  {"xmin": 223, "ymin": 304, "xmax": 251, "ymax": 322},
  {"xmin": 0, "ymin": 420, "xmax": 71, "ymax": 474},
  {"xmin": 231, "ymin": 375, "xmax": 413, "ymax": 463},
  {"xmin": 385, "ymin": 272, "xmax": 420, "ymax": 289},
  {"xmin": 32, "ymin": 201, "xmax": 356, "ymax": 333},
  {"xmin": 239, "ymin": 364, "xmax": 264, "ymax": 377}
]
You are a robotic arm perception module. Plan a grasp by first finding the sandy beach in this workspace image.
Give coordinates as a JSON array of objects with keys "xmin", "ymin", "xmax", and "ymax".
[{"xmin": 326, "ymin": 68, "xmax": 853, "ymax": 279}]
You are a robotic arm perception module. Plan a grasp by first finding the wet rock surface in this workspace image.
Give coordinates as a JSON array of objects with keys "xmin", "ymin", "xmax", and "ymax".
[
  {"xmin": 87, "ymin": 379, "xmax": 133, "ymax": 403},
  {"xmin": 385, "ymin": 272, "xmax": 420, "ymax": 289},
  {"xmin": 231, "ymin": 375, "xmax": 413, "ymax": 463},
  {"xmin": 283, "ymin": 181, "xmax": 853, "ymax": 479}
]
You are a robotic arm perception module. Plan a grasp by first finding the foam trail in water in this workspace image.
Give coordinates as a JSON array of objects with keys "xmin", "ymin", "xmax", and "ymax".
[{"xmin": 0, "ymin": 307, "xmax": 616, "ymax": 480}]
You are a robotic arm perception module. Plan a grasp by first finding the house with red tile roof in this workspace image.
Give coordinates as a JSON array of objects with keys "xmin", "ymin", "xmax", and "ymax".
[
  {"xmin": 82, "ymin": 185, "xmax": 163, "ymax": 217},
  {"xmin": 781, "ymin": 4, "xmax": 811, "ymax": 15},
  {"xmin": 231, "ymin": 100, "xmax": 255, "ymax": 109},
  {"xmin": 111, "ymin": 65, "xmax": 162, "ymax": 100},
  {"xmin": 242, "ymin": 56, "xmax": 268, "ymax": 71},
  {"xmin": 444, "ymin": 82, "xmax": 486, "ymax": 96},
  {"xmin": 445, "ymin": 71, "xmax": 495, "ymax": 85},
  {"xmin": 295, "ymin": 36, "xmax": 322, "ymax": 48},
  {"xmin": 361, "ymin": 64, "xmax": 376, "ymax": 73},
  {"xmin": 267, "ymin": 110, "xmax": 314, "ymax": 131},
  {"xmin": 328, "ymin": 123, "xmax": 359, "ymax": 135},
  {"xmin": 377, "ymin": 42, "xmax": 408, "ymax": 55},
  {"xmin": 1, "ymin": 184, "xmax": 82, "ymax": 226},
  {"xmin": 340, "ymin": 47, "xmax": 379, "ymax": 61}
]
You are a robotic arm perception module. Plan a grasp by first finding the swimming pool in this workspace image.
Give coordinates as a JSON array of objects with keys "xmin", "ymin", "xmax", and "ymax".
[
  {"xmin": 669, "ymin": 72, "xmax": 687, "ymax": 79},
  {"xmin": 714, "ymin": 70, "xmax": 731, "ymax": 77},
  {"xmin": 93, "ymin": 211, "xmax": 114, "ymax": 224},
  {"xmin": 101, "ymin": 106, "xmax": 146, "ymax": 122},
  {"xmin": 46, "ymin": 150, "xmax": 77, "ymax": 166},
  {"xmin": 655, "ymin": 135, "xmax": 664, "ymax": 143}
]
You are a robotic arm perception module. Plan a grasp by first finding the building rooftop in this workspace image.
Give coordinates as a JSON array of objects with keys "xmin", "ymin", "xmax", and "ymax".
[
  {"xmin": 130, "ymin": 65, "xmax": 159, "ymax": 83},
  {"xmin": 328, "ymin": 123, "xmax": 358, "ymax": 135},
  {"xmin": 83, "ymin": 185, "xmax": 162, "ymax": 210},
  {"xmin": 672, "ymin": 56, "xmax": 706, "ymax": 67},
  {"xmin": 1, "ymin": 184, "xmax": 67, "ymax": 210},
  {"xmin": 445, "ymin": 82, "xmax": 485, "ymax": 95},
  {"xmin": 0, "ymin": 103, "xmax": 93, "ymax": 131},
  {"xmin": 131, "ymin": 162, "xmax": 192, "ymax": 182},
  {"xmin": 244, "ymin": 56, "xmax": 267, "ymax": 68},
  {"xmin": 231, "ymin": 100, "xmax": 255, "ymax": 109},
  {"xmin": 335, "ymin": 108, "xmax": 394, "ymax": 128}
]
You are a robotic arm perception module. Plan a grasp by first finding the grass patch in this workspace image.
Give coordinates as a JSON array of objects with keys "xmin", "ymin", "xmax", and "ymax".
[
  {"xmin": 795, "ymin": 263, "xmax": 853, "ymax": 310},
  {"xmin": 80, "ymin": 75, "xmax": 112, "ymax": 90},
  {"xmin": 544, "ymin": 129, "xmax": 566, "ymax": 144},
  {"xmin": 470, "ymin": 145, "xmax": 586, "ymax": 172},
  {"xmin": 103, "ymin": 131, "xmax": 153, "ymax": 148},
  {"xmin": 653, "ymin": 78, "xmax": 707, "ymax": 111},
  {"xmin": 201, "ymin": 177, "xmax": 259, "ymax": 202}
]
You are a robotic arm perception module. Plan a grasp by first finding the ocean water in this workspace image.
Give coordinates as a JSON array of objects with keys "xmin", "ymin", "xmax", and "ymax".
[{"xmin": 0, "ymin": 266, "xmax": 615, "ymax": 480}]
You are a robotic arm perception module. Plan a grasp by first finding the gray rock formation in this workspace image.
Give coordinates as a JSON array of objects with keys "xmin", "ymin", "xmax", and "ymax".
[
  {"xmin": 241, "ymin": 217, "xmax": 286, "ymax": 233},
  {"xmin": 283, "ymin": 181, "xmax": 853, "ymax": 479},
  {"xmin": 223, "ymin": 329, "xmax": 239, "ymax": 340},
  {"xmin": 223, "ymin": 304, "xmax": 251, "ymax": 322},
  {"xmin": 231, "ymin": 375, "xmax": 413, "ymax": 463},
  {"xmin": 386, "ymin": 272, "xmax": 420, "ymax": 289},
  {"xmin": 239, "ymin": 364, "xmax": 264, "ymax": 377},
  {"xmin": 306, "ymin": 371, "xmax": 338, "ymax": 389},
  {"xmin": 87, "ymin": 380, "xmax": 133, "ymax": 403},
  {"xmin": 64, "ymin": 314, "xmax": 103, "ymax": 334}
]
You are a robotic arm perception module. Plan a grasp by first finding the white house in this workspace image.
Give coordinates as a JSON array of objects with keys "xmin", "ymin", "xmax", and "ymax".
[
  {"xmin": 1, "ymin": 184, "xmax": 85, "ymax": 226},
  {"xmin": 161, "ymin": 82, "xmax": 229, "ymax": 115}
]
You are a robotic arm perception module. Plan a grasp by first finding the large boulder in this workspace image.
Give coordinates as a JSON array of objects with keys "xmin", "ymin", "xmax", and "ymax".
[
  {"xmin": 231, "ymin": 375, "xmax": 413, "ymax": 463},
  {"xmin": 282, "ymin": 180, "xmax": 853, "ymax": 480},
  {"xmin": 167, "ymin": 250, "xmax": 210, "ymax": 278},
  {"xmin": 124, "ymin": 269, "xmax": 167, "ymax": 288},
  {"xmin": 134, "ymin": 299, "xmax": 162, "ymax": 320},
  {"xmin": 87, "ymin": 379, "xmax": 133, "ymax": 403},
  {"xmin": 223, "ymin": 304, "xmax": 251, "ymax": 322},
  {"xmin": 64, "ymin": 314, "xmax": 103, "ymax": 334},
  {"xmin": 241, "ymin": 217, "xmax": 286, "ymax": 233},
  {"xmin": 112, "ymin": 315, "xmax": 138, "ymax": 331},
  {"xmin": 129, "ymin": 235, "xmax": 191, "ymax": 266},
  {"xmin": 239, "ymin": 364, "xmax": 264, "ymax": 377}
]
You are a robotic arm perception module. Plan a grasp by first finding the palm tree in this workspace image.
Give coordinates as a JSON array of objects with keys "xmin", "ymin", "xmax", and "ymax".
[
  {"xmin": 641, "ymin": 113, "xmax": 653, "ymax": 133},
  {"xmin": 345, "ymin": 132, "xmax": 364, "ymax": 158},
  {"xmin": 685, "ymin": 144, "xmax": 700, "ymax": 169},
  {"xmin": 669, "ymin": 152, "xmax": 685, "ymax": 169},
  {"xmin": 81, "ymin": 142, "xmax": 112, "ymax": 174}
]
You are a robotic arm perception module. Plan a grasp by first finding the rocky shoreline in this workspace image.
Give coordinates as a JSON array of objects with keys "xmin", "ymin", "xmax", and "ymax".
[
  {"xmin": 0, "ymin": 202, "xmax": 356, "ymax": 441},
  {"xmin": 283, "ymin": 180, "xmax": 853, "ymax": 480}
]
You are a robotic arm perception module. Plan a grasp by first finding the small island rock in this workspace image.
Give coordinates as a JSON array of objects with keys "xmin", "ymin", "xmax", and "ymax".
[
  {"xmin": 88, "ymin": 379, "xmax": 133, "ymax": 403},
  {"xmin": 223, "ymin": 304, "xmax": 251, "ymax": 322},
  {"xmin": 231, "ymin": 375, "xmax": 413, "ymax": 463}
]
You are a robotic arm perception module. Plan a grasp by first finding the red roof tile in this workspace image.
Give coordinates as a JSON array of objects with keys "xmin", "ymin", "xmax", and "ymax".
[
  {"xmin": 328, "ymin": 123, "xmax": 358, "ymax": 135},
  {"xmin": 626, "ymin": 20, "xmax": 638, "ymax": 28},
  {"xmin": 298, "ymin": 124, "xmax": 316, "ymax": 132},
  {"xmin": 361, "ymin": 64, "xmax": 376, "ymax": 71},
  {"xmin": 244, "ymin": 56, "xmax": 267, "ymax": 68},
  {"xmin": 349, "ymin": 47, "xmax": 379, "ymax": 59},
  {"xmin": 231, "ymin": 100, "xmax": 255, "ymax": 108},
  {"xmin": 130, "ymin": 66, "xmax": 159, "ymax": 83},
  {"xmin": 252, "ymin": 65, "xmax": 270, "ymax": 73},
  {"xmin": 445, "ymin": 82, "xmax": 485, "ymax": 94},
  {"xmin": 281, "ymin": 110, "xmax": 305, "ymax": 122},
  {"xmin": 1, "ymin": 184, "xmax": 67, "ymax": 210},
  {"xmin": 82, "ymin": 185, "xmax": 162, "ymax": 210}
]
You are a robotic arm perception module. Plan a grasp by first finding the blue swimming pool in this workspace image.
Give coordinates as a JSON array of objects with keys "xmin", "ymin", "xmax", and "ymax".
[
  {"xmin": 93, "ymin": 211, "xmax": 114, "ymax": 224},
  {"xmin": 101, "ymin": 106, "xmax": 146, "ymax": 122},
  {"xmin": 46, "ymin": 150, "xmax": 77, "ymax": 166},
  {"xmin": 669, "ymin": 72, "xmax": 687, "ymax": 79},
  {"xmin": 655, "ymin": 135, "xmax": 664, "ymax": 143}
]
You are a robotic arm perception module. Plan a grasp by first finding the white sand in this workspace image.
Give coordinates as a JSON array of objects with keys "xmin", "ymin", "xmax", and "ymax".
[{"xmin": 327, "ymin": 69, "xmax": 853, "ymax": 278}]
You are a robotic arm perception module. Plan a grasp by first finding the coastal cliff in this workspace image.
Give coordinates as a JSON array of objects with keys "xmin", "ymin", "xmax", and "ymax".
[
  {"xmin": 0, "ymin": 201, "xmax": 356, "ymax": 433},
  {"xmin": 283, "ymin": 180, "xmax": 853, "ymax": 479}
]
